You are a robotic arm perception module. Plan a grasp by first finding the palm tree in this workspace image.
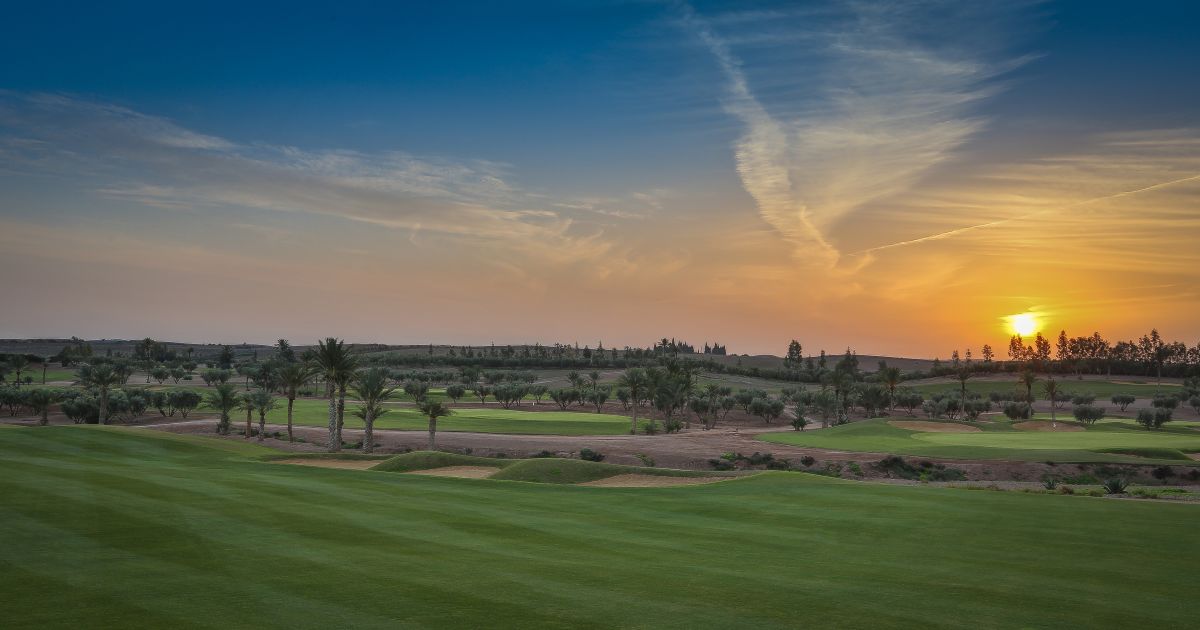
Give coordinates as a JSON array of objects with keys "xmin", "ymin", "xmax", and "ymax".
[
  {"xmin": 418, "ymin": 400, "xmax": 453, "ymax": 450},
  {"xmin": 277, "ymin": 362, "xmax": 315, "ymax": 442},
  {"xmin": 616, "ymin": 368, "xmax": 649, "ymax": 434},
  {"xmin": 78, "ymin": 363, "xmax": 122, "ymax": 425},
  {"xmin": 315, "ymin": 337, "xmax": 357, "ymax": 452},
  {"xmin": 1043, "ymin": 377, "xmax": 1059, "ymax": 428},
  {"xmin": 8, "ymin": 355, "xmax": 29, "ymax": 388},
  {"xmin": 1018, "ymin": 370, "xmax": 1038, "ymax": 403},
  {"xmin": 334, "ymin": 368, "xmax": 355, "ymax": 446},
  {"xmin": 352, "ymin": 368, "xmax": 395, "ymax": 453},
  {"xmin": 26, "ymin": 388, "xmax": 60, "ymax": 426},
  {"xmin": 251, "ymin": 389, "xmax": 278, "ymax": 442},
  {"xmin": 239, "ymin": 391, "xmax": 256, "ymax": 438},
  {"xmin": 204, "ymin": 383, "xmax": 239, "ymax": 435}
]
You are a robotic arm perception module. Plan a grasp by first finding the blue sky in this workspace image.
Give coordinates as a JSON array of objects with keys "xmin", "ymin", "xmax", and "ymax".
[{"xmin": 2, "ymin": 1, "xmax": 1198, "ymax": 355}]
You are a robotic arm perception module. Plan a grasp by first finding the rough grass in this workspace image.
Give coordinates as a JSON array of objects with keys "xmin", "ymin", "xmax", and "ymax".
[
  {"xmin": 761, "ymin": 418, "xmax": 1200, "ymax": 465},
  {"xmin": 1092, "ymin": 447, "xmax": 1194, "ymax": 461},
  {"xmin": 370, "ymin": 450, "xmax": 514, "ymax": 472},
  {"xmin": 3, "ymin": 427, "xmax": 1200, "ymax": 628}
]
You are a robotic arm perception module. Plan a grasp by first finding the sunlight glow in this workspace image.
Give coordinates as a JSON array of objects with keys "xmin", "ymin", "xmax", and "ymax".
[{"xmin": 1007, "ymin": 312, "xmax": 1039, "ymax": 337}]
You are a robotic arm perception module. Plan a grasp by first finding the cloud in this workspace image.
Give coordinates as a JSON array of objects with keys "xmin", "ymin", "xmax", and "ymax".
[
  {"xmin": 679, "ymin": 1, "xmax": 1029, "ymax": 268},
  {"xmin": 0, "ymin": 91, "xmax": 617, "ymax": 268}
]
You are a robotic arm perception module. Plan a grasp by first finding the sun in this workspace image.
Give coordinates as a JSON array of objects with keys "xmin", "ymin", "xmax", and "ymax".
[{"xmin": 1007, "ymin": 312, "xmax": 1039, "ymax": 337}]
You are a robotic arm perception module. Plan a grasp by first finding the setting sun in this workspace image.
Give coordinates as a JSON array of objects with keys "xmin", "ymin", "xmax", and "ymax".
[{"xmin": 1007, "ymin": 312, "xmax": 1040, "ymax": 336}]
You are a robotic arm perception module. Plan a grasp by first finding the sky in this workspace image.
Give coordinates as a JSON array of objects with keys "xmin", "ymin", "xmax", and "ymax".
[{"xmin": 1, "ymin": 0, "xmax": 1198, "ymax": 358}]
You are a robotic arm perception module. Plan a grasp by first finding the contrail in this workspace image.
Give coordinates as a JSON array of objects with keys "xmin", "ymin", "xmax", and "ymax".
[{"xmin": 850, "ymin": 172, "xmax": 1200, "ymax": 256}]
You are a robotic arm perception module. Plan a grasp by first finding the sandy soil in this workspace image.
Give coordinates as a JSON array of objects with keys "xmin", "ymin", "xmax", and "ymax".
[
  {"xmin": 888, "ymin": 421, "xmax": 981, "ymax": 433},
  {"xmin": 405, "ymin": 466, "xmax": 498, "ymax": 479},
  {"xmin": 580, "ymin": 474, "xmax": 729, "ymax": 487},
  {"xmin": 1013, "ymin": 421, "xmax": 1084, "ymax": 432},
  {"xmin": 273, "ymin": 458, "xmax": 380, "ymax": 470}
]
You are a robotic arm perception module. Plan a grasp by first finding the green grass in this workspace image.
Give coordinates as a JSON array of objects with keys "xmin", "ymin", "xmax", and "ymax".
[
  {"xmin": 761, "ymin": 418, "xmax": 1200, "ymax": 464},
  {"xmin": 265, "ymin": 398, "xmax": 631, "ymax": 435},
  {"xmin": 2, "ymin": 427, "xmax": 1199, "ymax": 628},
  {"xmin": 906, "ymin": 377, "xmax": 1182, "ymax": 399}
]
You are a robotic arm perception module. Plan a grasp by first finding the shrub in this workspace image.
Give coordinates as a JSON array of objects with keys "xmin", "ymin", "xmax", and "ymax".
[
  {"xmin": 1042, "ymin": 477, "xmax": 1058, "ymax": 490},
  {"xmin": 634, "ymin": 453, "xmax": 655, "ymax": 467},
  {"xmin": 1110, "ymin": 394, "xmax": 1136, "ymax": 411},
  {"xmin": 662, "ymin": 417, "xmax": 683, "ymax": 434},
  {"xmin": 1151, "ymin": 465, "xmax": 1175, "ymax": 480},
  {"xmin": 1070, "ymin": 393, "xmax": 1096, "ymax": 406},
  {"xmin": 766, "ymin": 459, "xmax": 791, "ymax": 470},
  {"xmin": 641, "ymin": 421, "xmax": 659, "ymax": 435},
  {"xmin": 1136, "ymin": 408, "xmax": 1172, "ymax": 430},
  {"xmin": 847, "ymin": 462, "xmax": 863, "ymax": 476},
  {"xmin": 1152, "ymin": 395, "xmax": 1179, "ymax": 411},
  {"xmin": 791, "ymin": 416, "xmax": 809, "ymax": 431},
  {"xmin": 1071, "ymin": 405, "xmax": 1105, "ymax": 425},
  {"xmin": 963, "ymin": 399, "xmax": 992, "ymax": 421},
  {"xmin": 799, "ymin": 455, "xmax": 816, "ymax": 467},
  {"xmin": 530, "ymin": 450, "xmax": 556, "ymax": 458},
  {"xmin": 708, "ymin": 458, "xmax": 735, "ymax": 471},
  {"xmin": 579, "ymin": 448, "xmax": 605, "ymax": 462},
  {"xmin": 1102, "ymin": 478, "xmax": 1128, "ymax": 494},
  {"xmin": 1003, "ymin": 401, "xmax": 1032, "ymax": 421}
]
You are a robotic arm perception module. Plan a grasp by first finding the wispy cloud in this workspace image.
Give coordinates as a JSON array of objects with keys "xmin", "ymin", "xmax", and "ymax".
[
  {"xmin": 679, "ymin": 1, "xmax": 1029, "ymax": 268},
  {"xmin": 0, "ymin": 91, "xmax": 619, "ymax": 269}
]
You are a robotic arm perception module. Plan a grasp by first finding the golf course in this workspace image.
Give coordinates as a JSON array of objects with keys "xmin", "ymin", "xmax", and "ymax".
[
  {"xmin": 761, "ymin": 417, "xmax": 1200, "ymax": 464},
  {"xmin": 2, "ymin": 425, "xmax": 1198, "ymax": 628}
]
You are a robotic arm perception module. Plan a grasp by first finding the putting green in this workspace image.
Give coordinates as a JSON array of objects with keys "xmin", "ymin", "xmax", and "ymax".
[
  {"xmin": 2, "ymin": 426, "xmax": 1198, "ymax": 628},
  {"xmin": 761, "ymin": 418, "xmax": 1200, "ymax": 464}
]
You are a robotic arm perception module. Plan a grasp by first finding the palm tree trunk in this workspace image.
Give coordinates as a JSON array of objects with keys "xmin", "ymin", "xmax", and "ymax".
[
  {"xmin": 336, "ymin": 387, "xmax": 346, "ymax": 445},
  {"xmin": 245, "ymin": 407, "xmax": 252, "ymax": 438},
  {"xmin": 327, "ymin": 381, "xmax": 339, "ymax": 452},
  {"xmin": 98, "ymin": 389, "xmax": 108, "ymax": 425},
  {"xmin": 287, "ymin": 396, "xmax": 295, "ymax": 442},
  {"xmin": 258, "ymin": 413, "xmax": 265, "ymax": 441},
  {"xmin": 630, "ymin": 391, "xmax": 639, "ymax": 434},
  {"xmin": 428, "ymin": 416, "xmax": 437, "ymax": 450},
  {"xmin": 364, "ymin": 413, "xmax": 374, "ymax": 454}
]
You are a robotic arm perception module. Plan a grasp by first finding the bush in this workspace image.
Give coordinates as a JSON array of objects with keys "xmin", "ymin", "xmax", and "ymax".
[
  {"xmin": 799, "ymin": 455, "xmax": 816, "ymax": 467},
  {"xmin": 1071, "ymin": 405, "xmax": 1105, "ymax": 425},
  {"xmin": 1152, "ymin": 395, "xmax": 1179, "ymax": 410},
  {"xmin": 1003, "ymin": 401, "xmax": 1032, "ymax": 421},
  {"xmin": 1042, "ymin": 477, "xmax": 1058, "ymax": 490},
  {"xmin": 634, "ymin": 453, "xmax": 655, "ymax": 467},
  {"xmin": 1136, "ymin": 408, "xmax": 1172, "ymax": 430},
  {"xmin": 530, "ymin": 450, "xmax": 557, "ymax": 458},
  {"xmin": 1070, "ymin": 393, "xmax": 1095, "ymax": 406},
  {"xmin": 641, "ymin": 421, "xmax": 659, "ymax": 435},
  {"xmin": 791, "ymin": 416, "xmax": 809, "ymax": 431},
  {"xmin": 662, "ymin": 417, "xmax": 683, "ymax": 434},
  {"xmin": 579, "ymin": 448, "xmax": 605, "ymax": 462},
  {"xmin": 1110, "ymin": 394, "xmax": 1136, "ymax": 411},
  {"xmin": 708, "ymin": 458, "xmax": 735, "ymax": 471},
  {"xmin": 1151, "ymin": 466, "xmax": 1175, "ymax": 481},
  {"xmin": 766, "ymin": 459, "xmax": 792, "ymax": 470},
  {"xmin": 1102, "ymin": 478, "xmax": 1128, "ymax": 494}
]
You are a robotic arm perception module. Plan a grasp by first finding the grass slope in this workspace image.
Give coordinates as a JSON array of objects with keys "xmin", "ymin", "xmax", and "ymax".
[
  {"xmin": 2, "ymin": 427, "xmax": 1199, "ymax": 628},
  {"xmin": 761, "ymin": 418, "xmax": 1200, "ymax": 464},
  {"xmin": 487, "ymin": 458, "xmax": 721, "ymax": 484},
  {"xmin": 370, "ymin": 451, "xmax": 514, "ymax": 472},
  {"xmin": 266, "ymin": 398, "xmax": 629, "ymax": 436}
]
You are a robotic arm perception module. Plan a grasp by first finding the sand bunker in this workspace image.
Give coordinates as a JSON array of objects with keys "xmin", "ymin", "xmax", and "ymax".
[
  {"xmin": 580, "ymin": 474, "xmax": 725, "ymax": 488},
  {"xmin": 406, "ymin": 466, "xmax": 499, "ymax": 479},
  {"xmin": 1013, "ymin": 421, "xmax": 1084, "ymax": 432},
  {"xmin": 888, "ymin": 421, "xmax": 981, "ymax": 433},
  {"xmin": 274, "ymin": 458, "xmax": 381, "ymax": 470}
]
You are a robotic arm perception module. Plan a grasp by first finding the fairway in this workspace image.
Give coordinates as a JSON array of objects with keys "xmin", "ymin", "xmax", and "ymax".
[
  {"xmin": 906, "ymin": 377, "xmax": 1181, "ymax": 399},
  {"xmin": 266, "ymin": 398, "xmax": 631, "ymax": 435},
  {"xmin": 761, "ymin": 418, "xmax": 1200, "ymax": 464},
  {"xmin": 1, "ymin": 427, "xmax": 1198, "ymax": 628}
]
